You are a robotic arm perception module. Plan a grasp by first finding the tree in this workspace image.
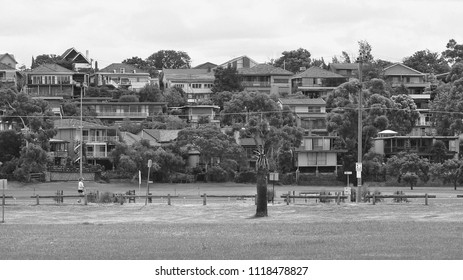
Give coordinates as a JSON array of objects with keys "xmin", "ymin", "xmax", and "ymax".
[
  {"xmin": 446, "ymin": 62, "xmax": 463, "ymax": 82},
  {"xmin": 137, "ymin": 84, "xmax": 164, "ymax": 102},
  {"xmin": 211, "ymin": 91, "xmax": 234, "ymax": 110},
  {"xmin": 122, "ymin": 56, "xmax": 158, "ymax": 78},
  {"xmin": 442, "ymin": 39, "xmax": 463, "ymax": 65},
  {"xmin": 403, "ymin": 49, "xmax": 450, "ymax": 74},
  {"xmin": 430, "ymin": 158, "xmax": 463, "ymax": 190},
  {"xmin": 388, "ymin": 94, "xmax": 420, "ymax": 135},
  {"xmin": 146, "ymin": 50, "xmax": 191, "ymax": 69},
  {"xmin": 0, "ymin": 130, "xmax": 22, "ymax": 163},
  {"xmin": 31, "ymin": 54, "xmax": 59, "ymax": 69},
  {"xmin": 163, "ymin": 87, "xmax": 187, "ymax": 107},
  {"xmin": 358, "ymin": 40, "xmax": 374, "ymax": 63},
  {"xmin": 211, "ymin": 66, "xmax": 244, "ymax": 93},
  {"xmin": 430, "ymin": 76, "xmax": 463, "ymax": 135},
  {"xmin": 273, "ymin": 48, "xmax": 311, "ymax": 73},
  {"xmin": 386, "ymin": 152, "xmax": 430, "ymax": 189}
]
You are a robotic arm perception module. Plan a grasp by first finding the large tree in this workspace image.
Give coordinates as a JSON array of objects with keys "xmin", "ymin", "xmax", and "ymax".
[
  {"xmin": 273, "ymin": 48, "xmax": 312, "ymax": 73},
  {"xmin": 122, "ymin": 56, "xmax": 158, "ymax": 77},
  {"xmin": 403, "ymin": 49, "xmax": 450, "ymax": 74},
  {"xmin": 146, "ymin": 50, "xmax": 191, "ymax": 69},
  {"xmin": 386, "ymin": 152, "xmax": 430, "ymax": 189},
  {"xmin": 211, "ymin": 66, "xmax": 244, "ymax": 93},
  {"xmin": 430, "ymin": 158, "xmax": 463, "ymax": 190},
  {"xmin": 442, "ymin": 39, "xmax": 463, "ymax": 65}
]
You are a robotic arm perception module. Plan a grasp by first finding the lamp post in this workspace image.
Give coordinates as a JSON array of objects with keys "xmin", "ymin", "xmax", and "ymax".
[
  {"xmin": 145, "ymin": 159, "xmax": 152, "ymax": 205},
  {"xmin": 79, "ymin": 82, "xmax": 83, "ymax": 179},
  {"xmin": 356, "ymin": 58, "xmax": 364, "ymax": 203}
]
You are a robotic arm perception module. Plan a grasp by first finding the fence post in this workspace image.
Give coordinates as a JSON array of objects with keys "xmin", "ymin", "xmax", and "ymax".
[
  {"xmin": 255, "ymin": 194, "xmax": 257, "ymax": 205},
  {"xmin": 372, "ymin": 193, "xmax": 376, "ymax": 205},
  {"xmin": 293, "ymin": 191, "xmax": 296, "ymax": 203},
  {"xmin": 36, "ymin": 194, "xmax": 40, "ymax": 205},
  {"xmin": 203, "ymin": 193, "xmax": 207, "ymax": 206},
  {"xmin": 336, "ymin": 192, "xmax": 340, "ymax": 205},
  {"xmin": 286, "ymin": 192, "xmax": 290, "ymax": 205},
  {"xmin": 60, "ymin": 190, "xmax": 64, "ymax": 203},
  {"xmin": 120, "ymin": 194, "xmax": 124, "ymax": 205},
  {"xmin": 425, "ymin": 193, "xmax": 428, "ymax": 206},
  {"xmin": 84, "ymin": 193, "xmax": 88, "ymax": 205},
  {"xmin": 167, "ymin": 194, "xmax": 171, "ymax": 206}
]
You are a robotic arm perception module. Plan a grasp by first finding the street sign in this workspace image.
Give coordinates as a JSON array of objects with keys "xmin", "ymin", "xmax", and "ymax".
[
  {"xmin": 269, "ymin": 172, "xmax": 279, "ymax": 181},
  {"xmin": 356, "ymin": 163, "xmax": 362, "ymax": 172},
  {"xmin": 344, "ymin": 171, "xmax": 352, "ymax": 175},
  {"xmin": 147, "ymin": 159, "xmax": 153, "ymax": 168},
  {"xmin": 356, "ymin": 171, "xmax": 362, "ymax": 179}
]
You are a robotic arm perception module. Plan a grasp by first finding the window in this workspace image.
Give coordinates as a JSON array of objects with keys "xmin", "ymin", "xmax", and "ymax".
[
  {"xmin": 308, "ymin": 106, "xmax": 321, "ymax": 113},
  {"xmin": 192, "ymin": 84, "xmax": 202, "ymax": 89},
  {"xmin": 274, "ymin": 79, "xmax": 289, "ymax": 84},
  {"xmin": 174, "ymin": 84, "xmax": 185, "ymax": 88},
  {"xmin": 313, "ymin": 139, "xmax": 323, "ymax": 150},
  {"xmin": 120, "ymin": 68, "xmax": 125, "ymax": 73},
  {"xmin": 204, "ymin": 84, "xmax": 213, "ymax": 88},
  {"xmin": 32, "ymin": 76, "xmax": 42, "ymax": 84}
]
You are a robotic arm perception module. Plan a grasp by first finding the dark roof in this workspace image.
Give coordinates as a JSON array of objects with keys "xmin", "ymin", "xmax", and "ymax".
[
  {"xmin": 60, "ymin": 47, "xmax": 91, "ymax": 64},
  {"xmin": 293, "ymin": 66, "xmax": 345, "ymax": 79},
  {"xmin": 99, "ymin": 63, "xmax": 148, "ymax": 74},
  {"xmin": 383, "ymin": 63, "xmax": 425, "ymax": 76},
  {"xmin": 30, "ymin": 63, "xmax": 75, "ymax": 74},
  {"xmin": 238, "ymin": 64, "xmax": 293, "ymax": 76},
  {"xmin": 0, "ymin": 62, "xmax": 16, "ymax": 70},
  {"xmin": 279, "ymin": 98, "xmax": 326, "ymax": 106},
  {"xmin": 218, "ymin": 55, "xmax": 259, "ymax": 68},
  {"xmin": 329, "ymin": 63, "xmax": 359, "ymax": 70}
]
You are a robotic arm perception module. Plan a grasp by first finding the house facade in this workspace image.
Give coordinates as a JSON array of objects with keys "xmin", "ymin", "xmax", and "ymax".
[
  {"xmin": 91, "ymin": 63, "xmax": 150, "ymax": 91},
  {"xmin": 53, "ymin": 119, "xmax": 119, "ymax": 168},
  {"xmin": 383, "ymin": 63, "xmax": 432, "ymax": 136},
  {"xmin": 329, "ymin": 63, "xmax": 359, "ymax": 80},
  {"xmin": 0, "ymin": 62, "xmax": 20, "ymax": 87},
  {"xmin": 178, "ymin": 105, "xmax": 220, "ymax": 125},
  {"xmin": 373, "ymin": 133, "xmax": 459, "ymax": 160},
  {"xmin": 291, "ymin": 66, "xmax": 347, "ymax": 99},
  {"xmin": 278, "ymin": 98, "xmax": 327, "ymax": 135},
  {"xmin": 60, "ymin": 47, "xmax": 92, "ymax": 71},
  {"xmin": 296, "ymin": 136, "xmax": 344, "ymax": 174},
  {"xmin": 0, "ymin": 53, "xmax": 17, "ymax": 69},
  {"xmin": 162, "ymin": 68, "xmax": 215, "ymax": 104},
  {"xmin": 81, "ymin": 101, "xmax": 167, "ymax": 124},
  {"xmin": 238, "ymin": 64, "xmax": 293, "ymax": 95}
]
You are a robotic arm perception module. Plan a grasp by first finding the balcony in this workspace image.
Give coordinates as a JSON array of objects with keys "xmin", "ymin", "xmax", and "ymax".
[
  {"xmin": 48, "ymin": 151, "xmax": 69, "ymax": 158},
  {"xmin": 95, "ymin": 111, "xmax": 149, "ymax": 117},
  {"xmin": 83, "ymin": 136, "xmax": 119, "ymax": 142},
  {"xmin": 86, "ymin": 151, "xmax": 109, "ymax": 159},
  {"xmin": 241, "ymin": 81, "xmax": 270, "ymax": 87}
]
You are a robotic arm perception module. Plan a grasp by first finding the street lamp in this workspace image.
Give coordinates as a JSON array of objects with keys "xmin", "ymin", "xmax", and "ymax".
[{"xmin": 356, "ymin": 56, "xmax": 365, "ymax": 203}]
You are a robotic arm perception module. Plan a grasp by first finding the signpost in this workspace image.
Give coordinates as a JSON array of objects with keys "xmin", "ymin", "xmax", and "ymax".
[
  {"xmin": 1, "ymin": 179, "xmax": 6, "ymax": 223},
  {"xmin": 269, "ymin": 172, "xmax": 279, "ymax": 204},
  {"xmin": 145, "ymin": 160, "xmax": 152, "ymax": 205},
  {"xmin": 356, "ymin": 162, "xmax": 362, "ymax": 202}
]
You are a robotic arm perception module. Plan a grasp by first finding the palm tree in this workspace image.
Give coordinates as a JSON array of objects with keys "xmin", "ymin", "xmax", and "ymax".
[{"xmin": 254, "ymin": 145, "xmax": 269, "ymax": 217}]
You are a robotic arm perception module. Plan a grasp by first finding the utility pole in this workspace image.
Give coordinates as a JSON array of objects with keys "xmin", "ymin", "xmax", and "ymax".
[
  {"xmin": 80, "ymin": 83, "xmax": 83, "ymax": 179},
  {"xmin": 356, "ymin": 57, "xmax": 364, "ymax": 203}
]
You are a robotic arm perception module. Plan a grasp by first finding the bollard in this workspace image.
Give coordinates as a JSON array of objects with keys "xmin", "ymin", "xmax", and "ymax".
[
  {"xmin": 84, "ymin": 193, "xmax": 88, "ymax": 205},
  {"xmin": 36, "ymin": 194, "xmax": 40, "ymax": 205},
  {"xmin": 203, "ymin": 193, "xmax": 207, "ymax": 206},
  {"xmin": 286, "ymin": 192, "xmax": 290, "ymax": 205},
  {"xmin": 255, "ymin": 194, "xmax": 257, "ymax": 205},
  {"xmin": 120, "ymin": 194, "xmax": 124, "ymax": 205},
  {"xmin": 293, "ymin": 191, "xmax": 296, "ymax": 203},
  {"xmin": 372, "ymin": 193, "xmax": 376, "ymax": 205},
  {"xmin": 167, "ymin": 194, "xmax": 171, "ymax": 206},
  {"xmin": 425, "ymin": 193, "xmax": 428, "ymax": 206}
]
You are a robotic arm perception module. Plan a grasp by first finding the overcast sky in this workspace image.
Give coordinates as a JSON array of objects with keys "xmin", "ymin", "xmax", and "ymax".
[{"xmin": 1, "ymin": 0, "xmax": 462, "ymax": 69}]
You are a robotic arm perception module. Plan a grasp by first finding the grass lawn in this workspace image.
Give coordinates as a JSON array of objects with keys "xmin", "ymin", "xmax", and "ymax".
[{"xmin": 1, "ymin": 181, "xmax": 463, "ymax": 259}]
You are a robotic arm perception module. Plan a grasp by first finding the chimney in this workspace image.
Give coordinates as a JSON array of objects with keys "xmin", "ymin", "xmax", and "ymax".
[{"xmin": 86, "ymin": 50, "xmax": 89, "ymax": 59}]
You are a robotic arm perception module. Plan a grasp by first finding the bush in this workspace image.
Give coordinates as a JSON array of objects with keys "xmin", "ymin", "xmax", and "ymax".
[
  {"xmin": 279, "ymin": 173, "xmax": 296, "ymax": 185},
  {"xmin": 234, "ymin": 170, "xmax": 257, "ymax": 183},
  {"xmin": 206, "ymin": 166, "xmax": 228, "ymax": 182}
]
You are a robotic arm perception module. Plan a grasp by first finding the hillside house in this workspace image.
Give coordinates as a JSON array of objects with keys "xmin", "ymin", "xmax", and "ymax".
[
  {"xmin": 90, "ymin": 63, "xmax": 150, "ymax": 91},
  {"xmin": 291, "ymin": 66, "xmax": 347, "ymax": 98},
  {"xmin": 162, "ymin": 68, "xmax": 215, "ymax": 104},
  {"xmin": 238, "ymin": 64, "xmax": 293, "ymax": 95}
]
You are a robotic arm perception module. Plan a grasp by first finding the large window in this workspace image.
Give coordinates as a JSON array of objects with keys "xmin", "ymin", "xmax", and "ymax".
[
  {"xmin": 192, "ymin": 84, "xmax": 202, "ymax": 89},
  {"xmin": 274, "ymin": 79, "xmax": 289, "ymax": 84}
]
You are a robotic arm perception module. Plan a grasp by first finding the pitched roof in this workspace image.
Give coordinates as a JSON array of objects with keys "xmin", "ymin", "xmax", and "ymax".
[
  {"xmin": 217, "ymin": 55, "xmax": 259, "ymax": 68},
  {"xmin": 162, "ymin": 68, "xmax": 214, "ymax": 82},
  {"xmin": 329, "ymin": 63, "xmax": 359, "ymax": 70},
  {"xmin": 238, "ymin": 64, "xmax": 294, "ymax": 76},
  {"xmin": 30, "ymin": 63, "xmax": 75, "ymax": 74},
  {"xmin": 120, "ymin": 131, "xmax": 161, "ymax": 146},
  {"xmin": 293, "ymin": 66, "xmax": 345, "ymax": 79},
  {"xmin": 0, "ymin": 62, "xmax": 16, "ymax": 70},
  {"xmin": 140, "ymin": 129, "xmax": 180, "ymax": 143},
  {"xmin": 60, "ymin": 47, "xmax": 91, "ymax": 64},
  {"xmin": 383, "ymin": 63, "xmax": 425, "ymax": 76},
  {"xmin": 99, "ymin": 63, "xmax": 148, "ymax": 74},
  {"xmin": 193, "ymin": 62, "xmax": 217, "ymax": 69},
  {"xmin": 54, "ymin": 119, "xmax": 112, "ymax": 129},
  {"xmin": 0, "ymin": 53, "xmax": 18, "ymax": 64},
  {"xmin": 279, "ymin": 98, "xmax": 326, "ymax": 106}
]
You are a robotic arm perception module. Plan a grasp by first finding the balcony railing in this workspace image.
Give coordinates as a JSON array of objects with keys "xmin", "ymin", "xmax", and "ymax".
[
  {"xmin": 241, "ymin": 81, "xmax": 271, "ymax": 87},
  {"xmin": 83, "ymin": 136, "xmax": 119, "ymax": 142},
  {"xmin": 48, "ymin": 151, "xmax": 69, "ymax": 158},
  {"xmin": 0, "ymin": 78, "xmax": 16, "ymax": 83},
  {"xmin": 86, "ymin": 152, "xmax": 108, "ymax": 159},
  {"xmin": 95, "ymin": 112, "xmax": 149, "ymax": 117}
]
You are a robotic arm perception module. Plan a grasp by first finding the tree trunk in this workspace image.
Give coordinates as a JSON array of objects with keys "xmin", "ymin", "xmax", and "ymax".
[{"xmin": 255, "ymin": 167, "xmax": 268, "ymax": 217}]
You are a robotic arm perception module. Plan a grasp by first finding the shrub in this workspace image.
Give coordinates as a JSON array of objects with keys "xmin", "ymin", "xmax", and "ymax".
[
  {"xmin": 234, "ymin": 170, "xmax": 257, "ymax": 183},
  {"xmin": 206, "ymin": 166, "xmax": 228, "ymax": 182}
]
